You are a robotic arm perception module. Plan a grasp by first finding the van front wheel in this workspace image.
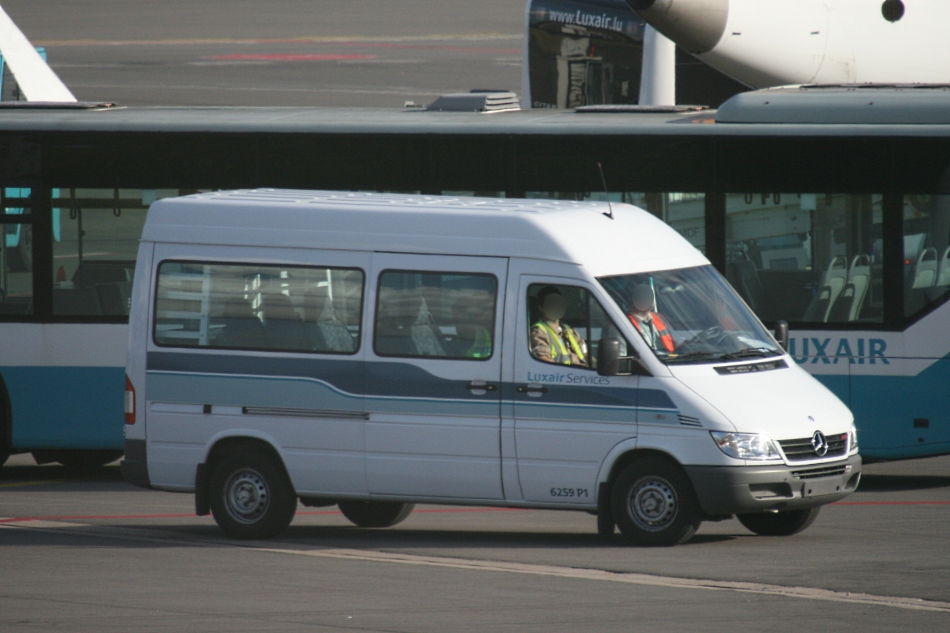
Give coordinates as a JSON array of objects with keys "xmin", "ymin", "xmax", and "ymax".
[
  {"xmin": 338, "ymin": 501, "xmax": 414, "ymax": 528},
  {"xmin": 611, "ymin": 457, "xmax": 702, "ymax": 546},
  {"xmin": 209, "ymin": 451, "xmax": 297, "ymax": 539},
  {"xmin": 738, "ymin": 507, "xmax": 821, "ymax": 537}
]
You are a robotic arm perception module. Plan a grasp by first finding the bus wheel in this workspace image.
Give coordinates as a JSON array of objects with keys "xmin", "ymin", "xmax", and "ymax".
[
  {"xmin": 611, "ymin": 457, "xmax": 702, "ymax": 547},
  {"xmin": 738, "ymin": 507, "xmax": 821, "ymax": 537},
  {"xmin": 338, "ymin": 501, "xmax": 414, "ymax": 528},
  {"xmin": 209, "ymin": 451, "xmax": 297, "ymax": 539},
  {"xmin": 54, "ymin": 450, "xmax": 123, "ymax": 471}
]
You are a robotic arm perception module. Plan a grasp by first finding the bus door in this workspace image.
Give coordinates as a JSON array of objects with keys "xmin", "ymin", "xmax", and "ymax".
[
  {"xmin": 510, "ymin": 273, "xmax": 638, "ymax": 505},
  {"xmin": 365, "ymin": 253, "xmax": 507, "ymax": 501}
]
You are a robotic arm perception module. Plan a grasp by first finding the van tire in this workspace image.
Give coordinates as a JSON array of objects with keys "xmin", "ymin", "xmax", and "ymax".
[
  {"xmin": 338, "ymin": 501, "xmax": 414, "ymax": 528},
  {"xmin": 611, "ymin": 457, "xmax": 702, "ymax": 546},
  {"xmin": 737, "ymin": 507, "xmax": 821, "ymax": 537},
  {"xmin": 209, "ymin": 451, "xmax": 297, "ymax": 539}
]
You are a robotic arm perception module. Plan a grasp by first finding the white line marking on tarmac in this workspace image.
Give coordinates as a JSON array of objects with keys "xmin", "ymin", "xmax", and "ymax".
[
  {"xmin": 253, "ymin": 547, "xmax": 950, "ymax": 613},
  {"xmin": 5, "ymin": 519, "xmax": 949, "ymax": 613}
]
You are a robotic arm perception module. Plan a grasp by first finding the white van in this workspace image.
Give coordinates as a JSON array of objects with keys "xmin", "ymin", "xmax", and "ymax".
[{"xmin": 122, "ymin": 190, "xmax": 861, "ymax": 546}]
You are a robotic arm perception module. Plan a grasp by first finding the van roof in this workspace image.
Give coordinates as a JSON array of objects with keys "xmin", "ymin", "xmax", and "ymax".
[{"xmin": 143, "ymin": 189, "xmax": 707, "ymax": 277}]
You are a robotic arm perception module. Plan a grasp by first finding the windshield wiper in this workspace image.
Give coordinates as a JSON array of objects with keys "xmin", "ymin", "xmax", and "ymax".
[
  {"xmin": 723, "ymin": 347, "xmax": 780, "ymax": 360},
  {"xmin": 665, "ymin": 348, "xmax": 779, "ymax": 364},
  {"xmin": 665, "ymin": 352, "xmax": 726, "ymax": 364}
]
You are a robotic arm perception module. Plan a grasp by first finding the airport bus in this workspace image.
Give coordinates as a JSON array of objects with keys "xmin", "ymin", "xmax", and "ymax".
[{"xmin": 0, "ymin": 86, "xmax": 949, "ymax": 467}]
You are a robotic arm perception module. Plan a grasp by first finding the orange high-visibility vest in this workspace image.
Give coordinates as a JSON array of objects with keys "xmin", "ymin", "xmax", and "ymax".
[{"xmin": 629, "ymin": 312, "xmax": 675, "ymax": 352}]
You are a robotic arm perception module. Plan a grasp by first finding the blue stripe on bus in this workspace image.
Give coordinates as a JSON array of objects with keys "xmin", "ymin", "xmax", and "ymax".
[
  {"xmin": 3, "ymin": 366, "xmax": 124, "ymax": 450},
  {"xmin": 815, "ymin": 357, "xmax": 950, "ymax": 460}
]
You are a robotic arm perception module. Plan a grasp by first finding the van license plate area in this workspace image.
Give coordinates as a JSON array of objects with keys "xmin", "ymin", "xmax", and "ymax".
[{"xmin": 802, "ymin": 479, "xmax": 842, "ymax": 498}]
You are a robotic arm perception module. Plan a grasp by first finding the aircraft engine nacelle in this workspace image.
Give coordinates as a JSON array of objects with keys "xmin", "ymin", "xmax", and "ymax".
[{"xmin": 628, "ymin": 0, "xmax": 948, "ymax": 88}]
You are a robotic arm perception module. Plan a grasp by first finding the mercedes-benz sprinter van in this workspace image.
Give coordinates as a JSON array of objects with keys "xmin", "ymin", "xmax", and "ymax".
[{"xmin": 123, "ymin": 190, "xmax": 861, "ymax": 545}]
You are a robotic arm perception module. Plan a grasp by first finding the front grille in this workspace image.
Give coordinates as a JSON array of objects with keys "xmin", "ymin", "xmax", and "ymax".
[
  {"xmin": 779, "ymin": 433, "xmax": 849, "ymax": 461},
  {"xmin": 791, "ymin": 465, "xmax": 849, "ymax": 480}
]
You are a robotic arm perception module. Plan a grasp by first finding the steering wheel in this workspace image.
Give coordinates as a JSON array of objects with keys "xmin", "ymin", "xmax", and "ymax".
[{"xmin": 680, "ymin": 326, "xmax": 727, "ymax": 350}]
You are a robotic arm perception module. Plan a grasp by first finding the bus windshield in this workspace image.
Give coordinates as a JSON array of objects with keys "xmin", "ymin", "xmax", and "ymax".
[{"xmin": 598, "ymin": 265, "xmax": 782, "ymax": 364}]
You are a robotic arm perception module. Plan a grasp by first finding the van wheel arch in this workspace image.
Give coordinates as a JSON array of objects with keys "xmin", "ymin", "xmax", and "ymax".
[
  {"xmin": 599, "ymin": 449, "xmax": 694, "ymax": 535},
  {"xmin": 605, "ymin": 449, "xmax": 686, "ymax": 489},
  {"xmin": 200, "ymin": 437, "xmax": 295, "ymax": 506}
]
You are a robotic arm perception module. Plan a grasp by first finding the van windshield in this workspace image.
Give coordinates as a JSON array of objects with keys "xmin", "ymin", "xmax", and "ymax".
[{"xmin": 598, "ymin": 265, "xmax": 782, "ymax": 364}]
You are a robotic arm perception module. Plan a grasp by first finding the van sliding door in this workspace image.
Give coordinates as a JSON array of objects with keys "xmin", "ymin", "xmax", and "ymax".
[{"xmin": 365, "ymin": 253, "xmax": 507, "ymax": 501}]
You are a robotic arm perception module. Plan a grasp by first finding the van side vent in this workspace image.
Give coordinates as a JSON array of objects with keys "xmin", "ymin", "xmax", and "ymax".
[
  {"xmin": 425, "ymin": 90, "xmax": 520, "ymax": 113},
  {"xmin": 678, "ymin": 414, "xmax": 702, "ymax": 427}
]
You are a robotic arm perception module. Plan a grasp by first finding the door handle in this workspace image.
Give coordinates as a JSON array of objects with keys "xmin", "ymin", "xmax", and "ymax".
[
  {"xmin": 516, "ymin": 384, "xmax": 548, "ymax": 394},
  {"xmin": 465, "ymin": 381, "xmax": 498, "ymax": 392}
]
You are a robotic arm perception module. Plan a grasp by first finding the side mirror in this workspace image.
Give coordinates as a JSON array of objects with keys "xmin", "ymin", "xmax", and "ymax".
[
  {"xmin": 598, "ymin": 338, "xmax": 622, "ymax": 376},
  {"xmin": 773, "ymin": 320, "xmax": 789, "ymax": 352}
]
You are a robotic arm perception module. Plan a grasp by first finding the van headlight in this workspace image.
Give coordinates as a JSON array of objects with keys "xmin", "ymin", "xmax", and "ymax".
[
  {"xmin": 849, "ymin": 424, "xmax": 859, "ymax": 453},
  {"xmin": 710, "ymin": 431, "xmax": 781, "ymax": 461}
]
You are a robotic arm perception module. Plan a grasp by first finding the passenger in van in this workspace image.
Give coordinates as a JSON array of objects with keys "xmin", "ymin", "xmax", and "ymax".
[
  {"xmin": 213, "ymin": 298, "xmax": 265, "ymax": 348},
  {"xmin": 627, "ymin": 284, "xmax": 675, "ymax": 353},
  {"xmin": 451, "ymin": 295, "xmax": 493, "ymax": 359},
  {"xmin": 530, "ymin": 286, "xmax": 587, "ymax": 366}
]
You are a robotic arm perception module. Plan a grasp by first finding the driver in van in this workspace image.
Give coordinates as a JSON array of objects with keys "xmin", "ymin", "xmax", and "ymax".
[
  {"xmin": 627, "ymin": 283, "xmax": 676, "ymax": 353},
  {"xmin": 530, "ymin": 286, "xmax": 587, "ymax": 366}
]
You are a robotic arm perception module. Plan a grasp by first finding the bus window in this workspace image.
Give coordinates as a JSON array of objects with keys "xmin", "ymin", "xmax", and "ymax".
[
  {"xmin": 525, "ymin": 191, "xmax": 706, "ymax": 252},
  {"xmin": 725, "ymin": 193, "xmax": 884, "ymax": 325},
  {"xmin": 0, "ymin": 188, "xmax": 33, "ymax": 315},
  {"xmin": 52, "ymin": 189, "xmax": 179, "ymax": 316},
  {"xmin": 904, "ymin": 194, "xmax": 950, "ymax": 318}
]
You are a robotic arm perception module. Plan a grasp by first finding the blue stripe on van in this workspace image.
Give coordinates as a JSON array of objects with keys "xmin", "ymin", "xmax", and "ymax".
[{"xmin": 146, "ymin": 352, "xmax": 675, "ymax": 421}]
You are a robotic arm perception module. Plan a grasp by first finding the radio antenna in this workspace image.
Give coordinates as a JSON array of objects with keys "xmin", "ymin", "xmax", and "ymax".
[{"xmin": 597, "ymin": 162, "xmax": 614, "ymax": 219}]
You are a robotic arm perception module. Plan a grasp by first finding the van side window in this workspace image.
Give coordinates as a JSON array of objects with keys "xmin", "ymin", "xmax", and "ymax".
[
  {"xmin": 528, "ymin": 283, "xmax": 628, "ymax": 370},
  {"xmin": 153, "ymin": 261, "xmax": 364, "ymax": 354},
  {"xmin": 374, "ymin": 270, "xmax": 496, "ymax": 360}
]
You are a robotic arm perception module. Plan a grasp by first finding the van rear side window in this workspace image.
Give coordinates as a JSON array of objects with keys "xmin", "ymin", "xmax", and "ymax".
[
  {"xmin": 374, "ymin": 270, "xmax": 496, "ymax": 360},
  {"xmin": 153, "ymin": 261, "xmax": 364, "ymax": 354}
]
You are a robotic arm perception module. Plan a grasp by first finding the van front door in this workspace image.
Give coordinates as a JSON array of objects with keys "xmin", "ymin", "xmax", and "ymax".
[
  {"xmin": 511, "ymin": 275, "xmax": 639, "ymax": 505},
  {"xmin": 365, "ymin": 254, "xmax": 507, "ymax": 501}
]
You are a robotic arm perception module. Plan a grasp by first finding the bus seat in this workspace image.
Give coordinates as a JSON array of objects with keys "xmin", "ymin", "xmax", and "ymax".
[
  {"xmin": 936, "ymin": 247, "xmax": 950, "ymax": 286},
  {"xmin": 845, "ymin": 255, "xmax": 871, "ymax": 321},
  {"xmin": 0, "ymin": 297, "xmax": 31, "ymax": 315},
  {"xmin": 96, "ymin": 281, "xmax": 132, "ymax": 316},
  {"xmin": 53, "ymin": 287, "xmax": 101, "ymax": 316},
  {"xmin": 912, "ymin": 247, "xmax": 938, "ymax": 289},
  {"xmin": 803, "ymin": 256, "xmax": 847, "ymax": 322},
  {"xmin": 72, "ymin": 260, "xmax": 134, "ymax": 288},
  {"xmin": 729, "ymin": 259, "xmax": 769, "ymax": 317},
  {"xmin": 213, "ymin": 298, "xmax": 265, "ymax": 348},
  {"xmin": 261, "ymin": 293, "xmax": 309, "ymax": 351}
]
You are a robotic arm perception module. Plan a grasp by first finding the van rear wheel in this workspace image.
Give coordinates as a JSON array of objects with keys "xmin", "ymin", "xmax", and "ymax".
[
  {"xmin": 738, "ymin": 507, "xmax": 821, "ymax": 536},
  {"xmin": 209, "ymin": 451, "xmax": 297, "ymax": 539},
  {"xmin": 611, "ymin": 457, "xmax": 702, "ymax": 546},
  {"xmin": 338, "ymin": 500, "xmax": 414, "ymax": 528}
]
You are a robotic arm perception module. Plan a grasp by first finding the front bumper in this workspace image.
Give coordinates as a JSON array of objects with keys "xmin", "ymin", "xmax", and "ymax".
[{"xmin": 684, "ymin": 453, "xmax": 861, "ymax": 516}]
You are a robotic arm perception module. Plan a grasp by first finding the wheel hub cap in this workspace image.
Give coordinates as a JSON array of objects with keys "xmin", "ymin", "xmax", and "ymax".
[
  {"xmin": 629, "ymin": 477, "xmax": 678, "ymax": 531},
  {"xmin": 225, "ymin": 468, "xmax": 269, "ymax": 524}
]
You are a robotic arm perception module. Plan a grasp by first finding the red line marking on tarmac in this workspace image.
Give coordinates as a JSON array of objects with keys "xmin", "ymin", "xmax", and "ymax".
[
  {"xmin": 0, "ymin": 507, "xmax": 525, "ymax": 524},
  {"xmin": 333, "ymin": 42, "xmax": 521, "ymax": 53},
  {"xmin": 208, "ymin": 53, "xmax": 377, "ymax": 61}
]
